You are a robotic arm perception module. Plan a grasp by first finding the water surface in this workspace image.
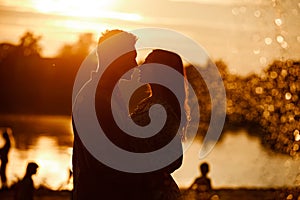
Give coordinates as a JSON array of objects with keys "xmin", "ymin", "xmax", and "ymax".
[{"xmin": 0, "ymin": 114, "xmax": 299, "ymax": 190}]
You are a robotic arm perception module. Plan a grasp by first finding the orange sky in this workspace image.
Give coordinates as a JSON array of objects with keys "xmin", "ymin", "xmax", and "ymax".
[{"xmin": 0, "ymin": 0, "xmax": 299, "ymax": 75}]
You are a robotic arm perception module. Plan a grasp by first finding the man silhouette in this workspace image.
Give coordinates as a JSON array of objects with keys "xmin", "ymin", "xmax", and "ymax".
[{"xmin": 72, "ymin": 29, "xmax": 142, "ymax": 200}]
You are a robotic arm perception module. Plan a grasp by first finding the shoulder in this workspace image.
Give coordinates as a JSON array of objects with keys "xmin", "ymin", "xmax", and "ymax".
[{"xmin": 20, "ymin": 177, "xmax": 34, "ymax": 187}]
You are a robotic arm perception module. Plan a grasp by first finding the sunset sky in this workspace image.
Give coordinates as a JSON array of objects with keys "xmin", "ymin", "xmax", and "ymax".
[{"xmin": 0, "ymin": 0, "xmax": 299, "ymax": 75}]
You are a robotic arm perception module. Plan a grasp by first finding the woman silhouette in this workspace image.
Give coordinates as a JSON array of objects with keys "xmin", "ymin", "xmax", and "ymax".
[
  {"xmin": 0, "ymin": 131, "xmax": 11, "ymax": 189},
  {"xmin": 131, "ymin": 49, "xmax": 189, "ymax": 200}
]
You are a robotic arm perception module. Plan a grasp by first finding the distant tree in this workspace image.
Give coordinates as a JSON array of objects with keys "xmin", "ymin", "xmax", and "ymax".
[
  {"xmin": 0, "ymin": 43, "xmax": 15, "ymax": 62},
  {"xmin": 58, "ymin": 33, "xmax": 95, "ymax": 58},
  {"xmin": 18, "ymin": 31, "xmax": 42, "ymax": 57},
  {"xmin": 74, "ymin": 33, "xmax": 95, "ymax": 56}
]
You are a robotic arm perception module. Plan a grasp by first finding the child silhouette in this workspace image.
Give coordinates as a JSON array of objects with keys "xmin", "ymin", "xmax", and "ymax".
[
  {"xmin": 190, "ymin": 162, "xmax": 212, "ymax": 200},
  {"xmin": 15, "ymin": 162, "xmax": 39, "ymax": 200}
]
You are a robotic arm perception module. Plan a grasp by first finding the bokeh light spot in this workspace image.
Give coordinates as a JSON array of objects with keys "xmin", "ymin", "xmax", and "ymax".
[
  {"xmin": 264, "ymin": 37, "xmax": 272, "ymax": 45},
  {"xmin": 285, "ymin": 92, "xmax": 292, "ymax": 100},
  {"xmin": 255, "ymin": 87, "xmax": 263, "ymax": 94},
  {"xmin": 281, "ymin": 41, "xmax": 288, "ymax": 49},
  {"xmin": 270, "ymin": 71, "xmax": 278, "ymax": 79},
  {"xmin": 253, "ymin": 48, "xmax": 260, "ymax": 54},
  {"xmin": 260, "ymin": 57, "xmax": 267, "ymax": 64},
  {"xmin": 293, "ymin": 144, "xmax": 299, "ymax": 151},
  {"xmin": 274, "ymin": 18, "xmax": 282, "ymax": 26},
  {"xmin": 254, "ymin": 10, "xmax": 261, "ymax": 18},
  {"xmin": 281, "ymin": 69, "xmax": 288, "ymax": 77},
  {"xmin": 232, "ymin": 8, "xmax": 239, "ymax": 15},
  {"xmin": 294, "ymin": 130, "xmax": 300, "ymax": 141},
  {"xmin": 276, "ymin": 35, "xmax": 284, "ymax": 43}
]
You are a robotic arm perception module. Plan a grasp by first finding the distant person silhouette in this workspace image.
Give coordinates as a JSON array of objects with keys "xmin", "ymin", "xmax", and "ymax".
[
  {"xmin": 189, "ymin": 162, "xmax": 212, "ymax": 200},
  {"xmin": 14, "ymin": 162, "xmax": 39, "ymax": 200},
  {"xmin": 130, "ymin": 49, "xmax": 189, "ymax": 199},
  {"xmin": 72, "ymin": 29, "xmax": 143, "ymax": 199},
  {"xmin": 0, "ymin": 131, "xmax": 11, "ymax": 189}
]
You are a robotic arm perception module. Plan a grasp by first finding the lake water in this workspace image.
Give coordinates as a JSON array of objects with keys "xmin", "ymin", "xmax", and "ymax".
[{"xmin": 0, "ymin": 114, "xmax": 299, "ymax": 190}]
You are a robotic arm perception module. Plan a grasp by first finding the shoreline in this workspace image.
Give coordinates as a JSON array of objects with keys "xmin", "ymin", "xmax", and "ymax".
[{"xmin": 1, "ymin": 187, "xmax": 299, "ymax": 200}]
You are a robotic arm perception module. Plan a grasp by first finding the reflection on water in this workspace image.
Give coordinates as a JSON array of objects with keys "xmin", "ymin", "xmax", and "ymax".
[
  {"xmin": 8, "ymin": 137, "xmax": 73, "ymax": 190},
  {"xmin": 0, "ymin": 115, "xmax": 73, "ymax": 190},
  {"xmin": 0, "ymin": 115, "xmax": 300, "ymax": 190},
  {"xmin": 174, "ymin": 131, "xmax": 300, "ymax": 188}
]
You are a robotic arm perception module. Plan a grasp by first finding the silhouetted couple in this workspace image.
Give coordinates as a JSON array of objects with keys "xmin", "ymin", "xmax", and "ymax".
[{"xmin": 72, "ymin": 30, "xmax": 189, "ymax": 199}]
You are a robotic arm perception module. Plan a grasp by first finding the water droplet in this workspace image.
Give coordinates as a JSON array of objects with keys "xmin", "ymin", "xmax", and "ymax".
[
  {"xmin": 253, "ymin": 48, "xmax": 260, "ymax": 54},
  {"xmin": 281, "ymin": 41, "xmax": 288, "ymax": 49},
  {"xmin": 232, "ymin": 8, "xmax": 239, "ymax": 15},
  {"xmin": 252, "ymin": 34, "xmax": 260, "ymax": 42},
  {"xmin": 239, "ymin": 6, "xmax": 246, "ymax": 13},
  {"xmin": 276, "ymin": 35, "xmax": 284, "ymax": 43},
  {"xmin": 274, "ymin": 18, "xmax": 282, "ymax": 26},
  {"xmin": 281, "ymin": 69, "xmax": 287, "ymax": 77},
  {"xmin": 260, "ymin": 57, "xmax": 267, "ymax": 64},
  {"xmin": 294, "ymin": 144, "xmax": 299, "ymax": 151},
  {"xmin": 298, "ymin": 2, "xmax": 300, "ymax": 8},
  {"xmin": 297, "ymin": 36, "xmax": 300, "ymax": 42},
  {"xmin": 285, "ymin": 92, "xmax": 292, "ymax": 100},
  {"xmin": 292, "ymin": 9, "xmax": 298, "ymax": 15},
  {"xmin": 290, "ymin": 83, "xmax": 297, "ymax": 93},
  {"xmin": 264, "ymin": 37, "xmax": 272, "ymax": 45},
  {"xmin": 231, "ymin": 48, "xmax": 238, "ymax": 54},
  {"xmin": 254, "ymin": 10, "xmax": 261, "ymax": 17}
]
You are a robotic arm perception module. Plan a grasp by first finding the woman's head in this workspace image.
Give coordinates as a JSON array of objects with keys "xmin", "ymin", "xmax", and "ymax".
[
  {"xmin": 144, "ymin": 49, "xmax": 184, "ymax": 74},
  {"xmin": 140, "ymin": 49, "xmax": 190, "ymax": 137},
  {"xmin": 140, "ymin": 49, "xmax": 184, "ymax": 81}
]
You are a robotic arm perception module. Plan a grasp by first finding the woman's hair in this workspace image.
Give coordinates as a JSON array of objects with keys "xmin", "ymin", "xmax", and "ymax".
[{"xmin": 144, "ymin": 49, "xmax": 191, "ymax": 138}]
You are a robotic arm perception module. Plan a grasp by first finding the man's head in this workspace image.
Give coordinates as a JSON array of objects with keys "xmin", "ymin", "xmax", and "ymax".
[
  {"xmin": 97, "ymin": 30, "xmax": 138, "ymax": 79},
  {"xmin": 98, "ymin": 30, "xmax": 137, "ymax": 46}
]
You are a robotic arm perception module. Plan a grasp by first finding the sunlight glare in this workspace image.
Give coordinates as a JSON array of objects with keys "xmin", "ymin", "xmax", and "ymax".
[
  {"xmin": 32, "ymin": 0, "xmax": 115, "ymax": 14},
  {"xmin": 31, "ymin": 0, "xmax": 142, "ymax": 21},
  {"xmin": 29, "ymin": 137, "xmax": 71, "ymax": 190}
]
